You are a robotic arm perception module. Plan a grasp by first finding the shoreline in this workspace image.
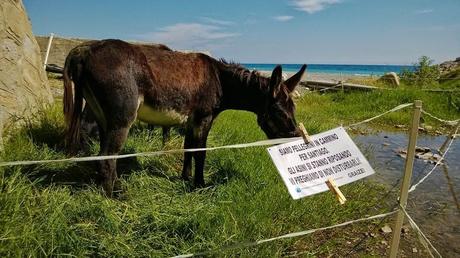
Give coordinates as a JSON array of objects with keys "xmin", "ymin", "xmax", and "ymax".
[{"xmin": 259, "ymin": 70, "xmax": 380, "ymax": 82}]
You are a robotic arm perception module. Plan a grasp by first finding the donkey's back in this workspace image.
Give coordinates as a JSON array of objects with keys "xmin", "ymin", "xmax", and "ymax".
[{"xmin": 63, "ymin": 39, "xmax": 221, "ymax": 195}]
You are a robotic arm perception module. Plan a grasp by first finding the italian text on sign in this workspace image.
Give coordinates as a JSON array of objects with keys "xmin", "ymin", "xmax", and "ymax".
[{"xmin": 267, "ymin": 127, "xmax": 375, "ymax": 200}]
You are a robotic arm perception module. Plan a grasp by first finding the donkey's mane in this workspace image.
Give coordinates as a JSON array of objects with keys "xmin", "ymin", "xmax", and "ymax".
[{"xmin": 219, "ymin": 59, "xmax": 269, "ymax": 91}]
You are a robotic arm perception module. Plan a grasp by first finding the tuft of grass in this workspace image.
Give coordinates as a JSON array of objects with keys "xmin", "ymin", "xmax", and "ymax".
[{"xmin": 1, "ymin": 85, "xmax": 455, "ymax": 256}]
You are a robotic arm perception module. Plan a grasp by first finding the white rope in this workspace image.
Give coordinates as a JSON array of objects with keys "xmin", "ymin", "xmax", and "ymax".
[
  {"xmin": 170, "ymin": 210, "xmax": 397, "ymax": 258},
  {"xmin": 0, "ymin": 103, "xmax": 414, "ymax": 167},
  {"xmin": 408, "ymin": 127, "xmax": 458, "ymax": 193},
  {"xmin": 344, "ymin": 103, "xmax": 413, "ymax": 129},
  {"xmin": 400, "ymin": 205, "xmax": 442, "ymax": 257},
  {"xmin": 421, "ymin": 110, "xmax": 459, "ymax": 126},
  {"xmin": 0, "ymin": 137, "xmax": 299, "ymax": 167}
]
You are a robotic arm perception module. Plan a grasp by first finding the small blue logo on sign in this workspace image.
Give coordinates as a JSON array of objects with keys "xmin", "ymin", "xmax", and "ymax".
[{"xmin": 296, "ymin": 187, "xmax": 302, "ymax": 193}]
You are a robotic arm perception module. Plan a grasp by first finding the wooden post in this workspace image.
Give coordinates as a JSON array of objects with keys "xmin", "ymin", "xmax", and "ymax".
[
  {"xmin": 389, "ymin": 100, "xmax": 422, "ymax": 258},
  {"xmin": 43, "ymin": 33, "xmax": 54, "ymax": 69},
  {"xmin": 326, "ymin": 178, "xmax": 347, "ymax": 204},
  {"xmin": 298, "ymin": 123, "xmax": 312, "ymax": 143}
]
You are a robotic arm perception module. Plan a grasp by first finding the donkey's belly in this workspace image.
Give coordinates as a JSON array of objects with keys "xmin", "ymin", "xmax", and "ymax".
[{"xmin": 137, "ymin": 102, "xmax": 188, "ymax": 126}]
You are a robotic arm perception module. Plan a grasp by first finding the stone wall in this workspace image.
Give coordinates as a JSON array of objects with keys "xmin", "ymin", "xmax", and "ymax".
[{"xmin": 0, "ymin": 0, "xmax": 53, "ymax": 125}]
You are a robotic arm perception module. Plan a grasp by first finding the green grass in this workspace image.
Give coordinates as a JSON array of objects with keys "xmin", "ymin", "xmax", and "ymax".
[{"xmin": 1, "ymin": 85, "xmax": 458, "ymax": 257}]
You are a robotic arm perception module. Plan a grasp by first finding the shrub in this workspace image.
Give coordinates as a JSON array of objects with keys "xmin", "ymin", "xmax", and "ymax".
[{"xmin": 400, "ymin": 56, "xmax": 440, "ymax": 88}]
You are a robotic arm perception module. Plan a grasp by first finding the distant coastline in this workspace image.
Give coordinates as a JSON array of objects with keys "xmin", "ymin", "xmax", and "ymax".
[{"xmin": 243, "ymin": 63, "xmax": 415, "ymax": 76}]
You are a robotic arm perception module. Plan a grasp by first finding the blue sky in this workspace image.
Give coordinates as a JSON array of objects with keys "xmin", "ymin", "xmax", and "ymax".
[{"xmin": 24, "ymin": 0, "xmax": 460, "ymax": 64}]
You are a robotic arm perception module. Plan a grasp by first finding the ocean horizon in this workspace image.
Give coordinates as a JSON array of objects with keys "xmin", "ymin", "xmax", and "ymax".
[{"xmin": 242, "ymin": 63, "xmax": 416, "ymax": 76}]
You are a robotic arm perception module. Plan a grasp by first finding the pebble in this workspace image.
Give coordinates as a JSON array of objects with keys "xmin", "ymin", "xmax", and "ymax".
[{"xmin": 380, "ymin": 225, "xmax": 392, "ymax": 234}]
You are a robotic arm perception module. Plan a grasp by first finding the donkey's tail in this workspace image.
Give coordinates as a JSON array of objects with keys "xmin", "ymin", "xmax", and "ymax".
[{"xmin": 63, "ymin": 50, "xmax": 84, "ymax": 154}]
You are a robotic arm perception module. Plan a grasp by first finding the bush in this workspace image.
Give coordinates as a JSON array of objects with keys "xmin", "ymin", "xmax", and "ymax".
[{"xmin": 400, "ymin": 56, "xmax": 440, "ymax": 88}]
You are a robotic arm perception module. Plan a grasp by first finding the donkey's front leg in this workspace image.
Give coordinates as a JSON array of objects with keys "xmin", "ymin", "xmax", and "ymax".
[
  {"xmin": 181, "ymin": 127, "xmax": 194, "ymax": 180},
  {"xmin": 192, "ymin": 116, "xmax": 213, "ymax": 186}
]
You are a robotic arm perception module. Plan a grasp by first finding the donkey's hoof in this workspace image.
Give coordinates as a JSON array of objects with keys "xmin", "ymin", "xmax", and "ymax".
[{"xmin": 194, "ymin": 180, "xmax": 205, "ymax": 188}]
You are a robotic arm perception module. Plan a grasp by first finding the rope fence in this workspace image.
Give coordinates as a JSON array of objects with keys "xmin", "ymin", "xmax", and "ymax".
[
  {"xmin": 171, "ymin": 211, "xmax": 398, "ymax": 258},
  {"xmin": 400, "ymin": 205, "xmax": 442, "ymax": 258},
  {"xmin": 409, "ymin": 125, "xmax": 458, "ymax": 193},
  {"xmin": 422, "ymin": 110, "xmax": 460, "ymax": 126},
  {"xmin": 1, "ymin": 99, "xmax": 459, "ymax": 257},
  {"xmin": 0, "ymin": 102, "xmax": 413, "ymax": 167}
]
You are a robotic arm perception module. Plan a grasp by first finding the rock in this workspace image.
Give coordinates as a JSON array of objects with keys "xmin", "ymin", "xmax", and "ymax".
[
  {"xmin": 380, "ymin": 225, "xmax": 392, "ymax": 234},
  {"xmin": 415, "ymin": 146, "xmax": 430, "ymax": 153},
  {"xmin": 412, "ymin": 247, "xmax": 418, "ymax": 253},
  {"xmin": 402, "ymin": 226, "xmax": 410, "ymax": 234},
  {"xmin": 378, "ymin": 72, "xmax": 400, "ymax": 86},
  {"xmin": 383, "ymin": 142, "xmax": 390, "ymax": 146},
  {"xmin": 395, "ymin": 124, "xmax": 405, "ymax": 129},
  {"xmin": 424, "ymin": 125, "xmax": 433, "ymax": 131},
  {"xmin": 381, "ymin": 240, "xmax": 388, "ymax": 245},
  {"xmin": 0, "ymin": 0, "xmax": 53, "ymax": 127},
  {"xmin": 439, "ymin": 58, "xmax": 460, "ymax": 74}
]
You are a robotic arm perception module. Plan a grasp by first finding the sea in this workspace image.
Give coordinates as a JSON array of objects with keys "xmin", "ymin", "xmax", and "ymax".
[{"xmin": 242, "ymin": 63, "xmax": 415, "ymax": 76}]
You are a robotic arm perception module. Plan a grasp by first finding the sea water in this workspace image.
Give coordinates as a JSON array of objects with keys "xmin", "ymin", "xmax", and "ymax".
[{"xmin": 243, "ymin": 63, "xmax": 415, "ymax": 76}]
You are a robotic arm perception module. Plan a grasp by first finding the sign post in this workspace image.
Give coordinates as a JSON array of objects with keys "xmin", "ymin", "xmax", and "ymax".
[
  {"xmin": 43, "ymin": 33, "xmax": 54, "ymax": 69},
  {"xmin": 267, "ymin": 127, "xmax": 375, "ymax": 200},
  {"xmin": 389, "ymin": 100, "xmax": 422, "ymax": 258}
]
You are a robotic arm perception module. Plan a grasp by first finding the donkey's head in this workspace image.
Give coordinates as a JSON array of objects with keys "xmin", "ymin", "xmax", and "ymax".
[{"xmin": 257, "ymin": 64, "xmax": 307, "ymax": 139}]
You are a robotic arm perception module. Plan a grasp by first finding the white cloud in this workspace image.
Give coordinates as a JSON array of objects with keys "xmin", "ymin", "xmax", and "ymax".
[
  {"xmin": 200, "ymin": 17, "xmax": 235, "ymax": 26},
  {"xmin": 139, "ymin": 23, "xmax": 239, "ymax": 50},
  {"xmin": 291, "ymin": 0, "xmax": 341, "ymax": 14},
  {"xmin": 273, "ymin": 15, "xmax": 294, "ymax": 22},
  {"xmin": 414, "ymin": 9, "xmax": 433, "ymax": 15}
]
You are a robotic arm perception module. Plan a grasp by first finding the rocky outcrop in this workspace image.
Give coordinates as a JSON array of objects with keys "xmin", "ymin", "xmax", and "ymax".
[
  {"xmin": 378, "ymin": 72, "xmax": 400, "ymax": 86},
  {"xmin": 0, "ymin": 0, "xmax": 53, "ymax": 124},
  {"xmin": 439, "ymin": 57, "xmax": 460, "ymax": 74}
]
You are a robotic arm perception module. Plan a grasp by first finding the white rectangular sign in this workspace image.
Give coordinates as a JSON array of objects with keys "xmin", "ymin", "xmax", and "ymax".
[{"xmin": 267, "ymin": 127, "xmax": 375, "ymax": 200}]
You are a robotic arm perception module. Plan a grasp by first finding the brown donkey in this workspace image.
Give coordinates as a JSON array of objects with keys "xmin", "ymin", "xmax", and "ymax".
[{"xmin": 63, "ymin": 39, "xmax": 306, "ymax": 195}]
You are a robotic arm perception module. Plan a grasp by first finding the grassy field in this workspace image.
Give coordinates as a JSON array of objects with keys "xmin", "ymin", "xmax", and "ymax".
[{"xmin": 1, "ymin": 76, "xmax": 458, "ymax": 257}]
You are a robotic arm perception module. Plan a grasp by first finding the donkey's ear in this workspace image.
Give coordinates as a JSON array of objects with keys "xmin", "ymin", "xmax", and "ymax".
[
  {"xmin": 270, "ymin": 65, "xmax": 283, "ymax": 97},
  {"xmin": 285, "ymin": 64, "xmax": 307, "ymax": 92}
]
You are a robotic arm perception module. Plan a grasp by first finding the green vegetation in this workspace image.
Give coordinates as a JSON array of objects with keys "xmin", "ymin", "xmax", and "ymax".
[
  {"xmin": 1, "ymin": 75, "xmax": 458, "ymax": 256},
  {"xmin": 439, "ymin": 66, "xmax": 460, "ymax": 89},
  {"xmin": 400, "ymin": 56, "xmax": 441, "ymax": 88}
]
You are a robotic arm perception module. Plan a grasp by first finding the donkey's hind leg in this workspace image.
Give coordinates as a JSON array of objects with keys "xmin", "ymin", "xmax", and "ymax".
[{"xmin": 98, "ymin": 126, "xmax": 130, "ymax": 196}]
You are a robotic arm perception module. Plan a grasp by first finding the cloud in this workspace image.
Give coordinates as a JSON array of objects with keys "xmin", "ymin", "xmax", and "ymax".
[
  {"xmin": 273, "ymin": 15, "xmax": 294, "ymax": 22},
  {"xmin": 291, "ymin": 0, "xmax": 341, "ymax": 14},
  {"xmin": 414, "ymin": 9, "xmax": 433, "ymax": 15},
  {"xmin": 139, "ymin": 23, "xmax": 239, "ymax": 50},
  {"xmin": 200, "ymin": 17, "xmax": 235, "ymax": 26}
]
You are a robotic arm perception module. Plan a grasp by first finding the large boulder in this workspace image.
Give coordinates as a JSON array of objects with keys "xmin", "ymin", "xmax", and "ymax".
[
  {"xmin": 378, "ymin": 72, "xmax": 400, "ymax": 86},
  {"xmin": 0, "ymin": 0, "xmax": 53, "ymax": 125}
]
